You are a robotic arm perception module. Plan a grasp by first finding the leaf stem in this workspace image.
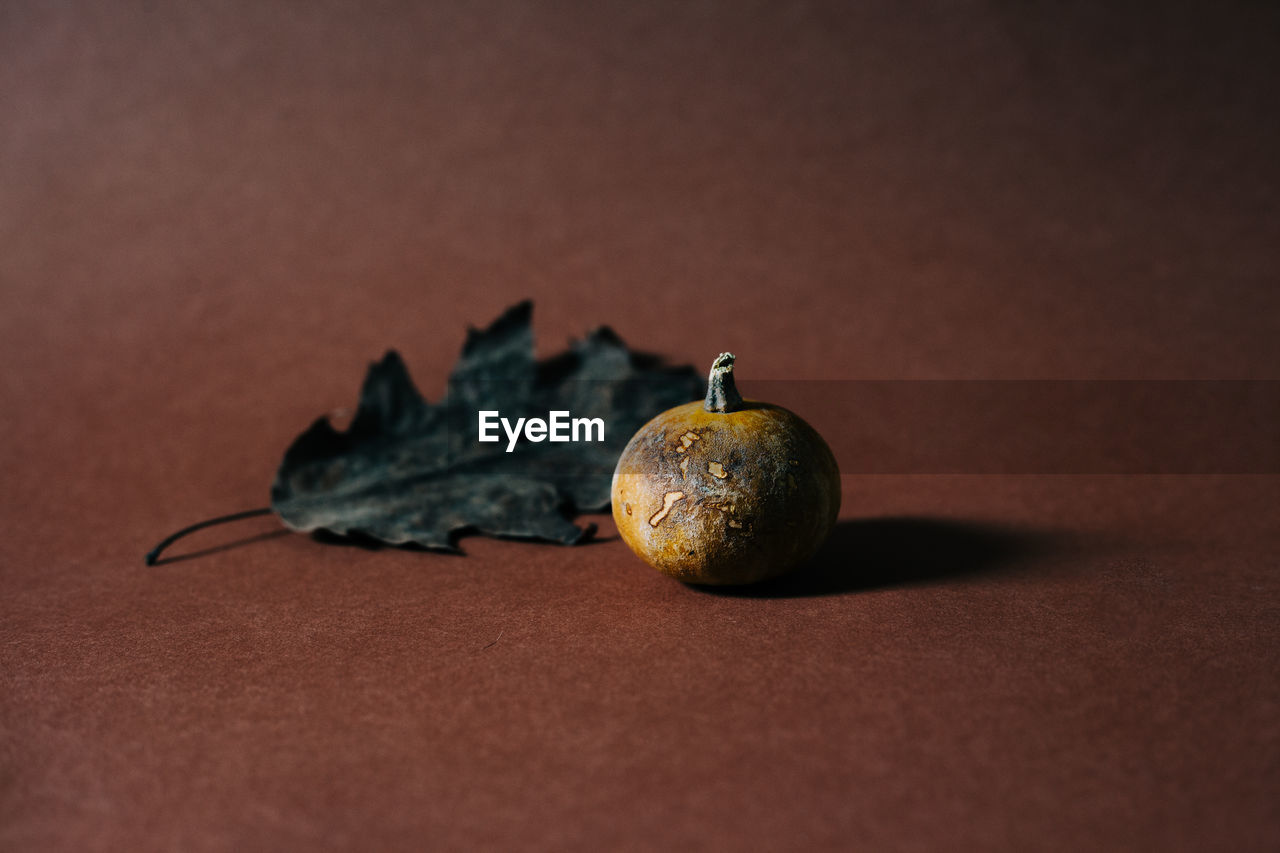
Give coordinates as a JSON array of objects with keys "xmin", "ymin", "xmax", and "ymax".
[{"xmin": 145, "ymin": 507, "xmax": 275, "ymax": 565}]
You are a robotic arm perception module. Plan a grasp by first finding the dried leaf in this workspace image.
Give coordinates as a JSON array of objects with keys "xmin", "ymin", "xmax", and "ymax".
[{"xmin": 269, "ymin": 301, "xmax": 701, "ymax": 551}]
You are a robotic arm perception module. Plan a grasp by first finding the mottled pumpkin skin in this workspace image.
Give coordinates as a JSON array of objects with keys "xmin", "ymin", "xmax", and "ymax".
[{"xmin": 611, "ymin": 400, "xmax": 841, "ymax": 585}]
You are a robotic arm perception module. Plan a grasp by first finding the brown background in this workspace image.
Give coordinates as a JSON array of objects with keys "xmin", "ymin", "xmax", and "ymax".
[{"xmin": 2, "ymin": 1, "xmax": 1277, "ymax": 850}]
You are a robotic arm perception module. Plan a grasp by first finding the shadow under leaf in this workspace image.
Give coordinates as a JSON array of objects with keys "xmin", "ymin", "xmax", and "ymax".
[{"xmin": 309, "ymin": 521, "xmax": 615, "ymax": 554}]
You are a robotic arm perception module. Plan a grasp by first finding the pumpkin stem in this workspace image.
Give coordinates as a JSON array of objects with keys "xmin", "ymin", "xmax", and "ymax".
[{"xmin": 703, "ymin": 352, "xmax": 743, "ymax": 413}]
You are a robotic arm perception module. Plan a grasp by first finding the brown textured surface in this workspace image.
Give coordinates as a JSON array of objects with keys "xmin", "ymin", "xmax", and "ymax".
[{"xmin": 2, "ymin": 1, "xmax": 1278, "ymax": 850}]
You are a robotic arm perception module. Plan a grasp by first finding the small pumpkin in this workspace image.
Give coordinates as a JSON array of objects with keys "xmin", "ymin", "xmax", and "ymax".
[{"xmin": 611, "ymin": 353, "xmax": 841, "ymax": 585}]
